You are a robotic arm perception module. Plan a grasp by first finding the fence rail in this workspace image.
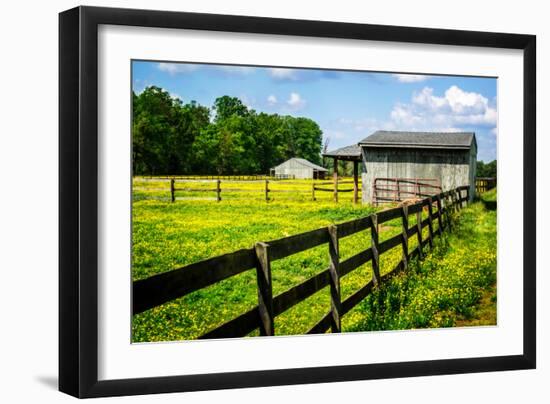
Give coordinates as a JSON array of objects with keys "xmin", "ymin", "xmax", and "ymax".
[
  {"xmin": 133, "ymin": 185, "xmax": 471, "ymax": 339},
  {"xmin": 475, "ymin": 177, "xmax": 497, "ymax": 194},
  {"xmin": 134, "ymin": 177, "xmax": 360, "ymax": 203}
]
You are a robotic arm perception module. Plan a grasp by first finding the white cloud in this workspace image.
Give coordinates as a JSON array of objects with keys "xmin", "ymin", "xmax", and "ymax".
[
  {"xmin": 269, "ymin": 68, "xmax": 299, "ymax": 81},
  {"xmin": 215, "ymin": 65, "xmax": 255, "ymax": 75},
  {"xmin": 393, "ymin": 74, "xmax": 430, "ymax": 83},
  {"xmin": 267, "ymin": 95, "xmax": 278, "ymax": 106},
  {"xmin": 287, "ymin": 92, "xmax": 306, "ymax": 110},
  {"xmin": 157, "ymin": 62, "xmax": 198, "ymax": 75},
  {"xmin": 388, "ymin": 85, "xmax": 497, "ymax": 130}
]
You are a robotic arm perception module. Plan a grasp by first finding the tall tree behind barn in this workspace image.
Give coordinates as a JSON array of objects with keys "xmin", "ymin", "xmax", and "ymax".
[{"xmin": 359, "ymin": 131, "xmax": 477, "ymax": 204}]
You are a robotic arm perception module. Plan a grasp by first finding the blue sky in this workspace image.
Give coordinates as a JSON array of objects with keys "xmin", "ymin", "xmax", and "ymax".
[{"xmin": 133, "ymin": 61, "xmax": 497, "ymax": 162}]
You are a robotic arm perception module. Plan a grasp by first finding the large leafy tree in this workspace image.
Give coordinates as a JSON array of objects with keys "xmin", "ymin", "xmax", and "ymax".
[
  {"xmin": 133, "ymin": 87, "xmax": 324, "ymax": 175},
  {"xmin": 476, "ymin": 160, "xmax": 497, "ymax": 178}
]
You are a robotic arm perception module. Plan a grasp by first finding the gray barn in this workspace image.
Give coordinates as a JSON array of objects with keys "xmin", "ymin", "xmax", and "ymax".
[
  {"xmin": 271, "ymin": 157, "xmax": 328, "ymax": 179},
  {"xmin": 359, "ymin": 131, "xmax": 477, "ymax": 204}
]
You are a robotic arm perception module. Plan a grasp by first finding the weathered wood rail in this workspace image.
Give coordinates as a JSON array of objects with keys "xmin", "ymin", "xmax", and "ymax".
[
  {"xmin": 475, "ymin": 177, "xmax": 496, "ymax": 194},
  {"xmin": 133, "ymin": 185, "xmax": 470, "ymax": 339},
  {"xmin": 160, "ymin": 178, "xmax": 360, "ymax": 202}
]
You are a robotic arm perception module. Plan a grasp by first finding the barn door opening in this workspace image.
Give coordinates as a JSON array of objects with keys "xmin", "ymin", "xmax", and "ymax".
[{"xmin": 372, "ymin": 178, "xmax": 442, "ymax": 206}]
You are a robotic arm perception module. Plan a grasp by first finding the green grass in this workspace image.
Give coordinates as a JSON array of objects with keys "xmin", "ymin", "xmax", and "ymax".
[
  {"xmin": 343, "ymin": 201, "xmax": 497, "ymax": 332},
  {"xmin": 132, "ymin": 177, "xmax": 496, "ymax": 342}
]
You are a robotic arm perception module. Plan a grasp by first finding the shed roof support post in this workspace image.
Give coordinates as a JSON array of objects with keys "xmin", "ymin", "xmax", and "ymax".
[{"xmin": 353, "ymin": 160, "xmax": 359, "ymax": 204}]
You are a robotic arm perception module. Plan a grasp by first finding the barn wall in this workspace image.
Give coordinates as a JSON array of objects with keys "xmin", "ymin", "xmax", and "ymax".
[
  {"xmin": 274, "ymin": 159, "xmax": 314, "ymax": 179},
  {"xmin": 361, "ymin": 147, "xmax": 475, "ymax": 204}
]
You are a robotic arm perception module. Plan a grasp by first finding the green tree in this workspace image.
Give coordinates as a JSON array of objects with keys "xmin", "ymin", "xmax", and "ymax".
[
  {"xmin": 213, "ymin": 96, "xmax": 249, "ymax": 122},
  {"xmin": 476, "ymin": 160, "xmax": 497, "ymax": 178}
]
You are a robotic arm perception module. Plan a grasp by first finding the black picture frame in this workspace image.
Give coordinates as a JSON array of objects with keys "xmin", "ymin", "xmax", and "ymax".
[{"xmin": 59, "ymin": 5, "xmax": 536, "ymax": 398}]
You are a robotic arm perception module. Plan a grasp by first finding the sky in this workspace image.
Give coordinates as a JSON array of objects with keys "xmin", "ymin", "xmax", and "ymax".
[{"xmin": 132, "ymin": 60, "xmax": 497, "ymax": 162}]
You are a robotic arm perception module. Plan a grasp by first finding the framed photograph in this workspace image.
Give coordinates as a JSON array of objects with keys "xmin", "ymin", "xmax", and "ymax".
[{"xmin": 59, "ymin": 6, "xmax": 536, "ymax": 398}]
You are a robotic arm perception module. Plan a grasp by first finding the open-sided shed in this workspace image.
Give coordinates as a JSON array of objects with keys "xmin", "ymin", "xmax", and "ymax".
[{"xmin": 359, "ymin": 131, "xmax": 477, "ymax": 205}]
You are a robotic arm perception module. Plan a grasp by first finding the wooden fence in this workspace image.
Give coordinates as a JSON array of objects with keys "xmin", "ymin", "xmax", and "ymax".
[
  {"xmin": 164, "ymin": 178, "xmax": 358, "ymax": 202},
  {"xmin": 475, "ymin": 177, "xmax": 497, "ymax": 194},
  {"xmin": 133, "ymin": 185, "xmax": 470, "ymax": 339},
  {"xmin": 312, "ymin": 179, "xmax": 360, "ymax": 203},
  {"xmin": 141, "ymin": 174, "xmax": 294, "ymax": 181}
]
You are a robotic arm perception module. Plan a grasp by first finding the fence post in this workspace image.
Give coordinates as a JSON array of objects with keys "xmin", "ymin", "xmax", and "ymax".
[
  {"xmin": 353, "ymin": 161, "xmax": 359, "ymax": 204},
  {"xmin": 444, "ymin": 193, "xmax": 452, "ymax": 231},
  {"xmin": 435, "ymin": 194, "xmax": 443, "ymax": 236},
  {"xmin": 427, "ymin": 197, "xmax": 434, "ymax": 249},
  {"xmin": 370, "ymin": 214, "xmax": 381, "ymax": 285},
  {"xmin": 170, "ymin": 178, "xmax": 175, "ymax": 203},
  {"xmin": 333, "ymin": 159, "xmax": 339, "ymax": 203},
  {"xmin": 328, "ymin": 225, "xmax": 342, "ymax": 333},
  {"xmin": 265, "ymin": 179, "xmax": 270, "ymax": 202},
  {"xmin": 312, "ymin": 182, "xmax": 316, "ymax": 201},
  {"xmin": 401, "ymin": 205, "xmax": 409, "ymax": 271},
  {"xmin": 216, "ymin": 179, "xmax": 221, "ymax": 202},
  {"xmin": 416, "ymin": 205, "xmax": 423, "ymax": 259},
  {"xmin": 255, "ymin": 242, "xmax": 274, "ymax": 336}
]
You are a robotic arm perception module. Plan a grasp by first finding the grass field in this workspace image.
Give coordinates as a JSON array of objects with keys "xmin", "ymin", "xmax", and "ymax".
[{"xmin": 131, "ymin": 177, "xmax": 496, "ymax": 342}]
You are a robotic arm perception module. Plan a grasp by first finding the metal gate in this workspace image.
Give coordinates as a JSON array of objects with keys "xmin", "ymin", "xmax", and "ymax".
[{"xmin": 372, "ymin": 177, "xmax": 442, "ymax": 206}]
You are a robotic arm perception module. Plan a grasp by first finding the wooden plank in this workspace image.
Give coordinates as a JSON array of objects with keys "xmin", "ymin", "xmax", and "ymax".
[
  {"xmin": 376, "ymin": 206, "xmax": 403, "ymax": 223},
  {"xmin": 416, "ymin": 209, "xmax": 423, "ymax": 259},
  {"xmin": 427, "ymin": 197, "xmax": 434, "ymax": 249},
  {"xmin": 378, "ymin": 233, "xmax": 403, "ymax": 254},
  {"xmin": 337, "ymin": 216, "xmax": 372, "ymax": 238},
  {"xmin": 341, "ymin": 281, "xmax": 374, "ymax": 315},
  {"xmin": 307, "ymin": 312, "xmax": 332, "ymax": 334},
  {"xmin": 272, "ymin": 270, "xmax": 330, "ymax": 316},
  {"xmin": 401, "ymin": 205, "xmax": 409, "ymax": 271},
  {"xmin": 435, "ymin": 194, "xmax": 444, "ymax": 235},
  {"xmin": 132, "ymin": 248, "xmax": 256, "ymax": 314},
  {"xmin": 339, "ymin": 248, "xmax": 373, "ymax": 277},
  {"xmin": 198, "ymin": 307, "xmax": 259, "ymax": 339},
  {"xmin": 407, "ymin": 203, "xmax": 424, "ymax": 214},
  {"xmin": 255, "ymin": 242, "xmax": 274, "ymax": 336},
  {"xmin": 328, "ymin": 225, "xmax": 342, "ymax": 332},
  {"xmin": 268, "ymin": 227, "xmax": 329, "ymax": 261},
  {"xmin": 371, "ymin": 214, "xmax": 381, "ymax": 285},
  {"xmin": 174, "ymin": 188, "xmax": 217, "ymax": 192}
]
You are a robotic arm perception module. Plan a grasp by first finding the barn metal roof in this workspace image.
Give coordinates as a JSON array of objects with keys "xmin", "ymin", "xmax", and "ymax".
[
  {"xmin": 273, "ymin": 157, "xmax": 328, "ymax": 171},
  {"xmin": 322, "ymin": 144, "xmax": 362, "ymax": 161},
  {"xmin": 359, "ymin": 130, "xmax": 476, "ymax": 150}
]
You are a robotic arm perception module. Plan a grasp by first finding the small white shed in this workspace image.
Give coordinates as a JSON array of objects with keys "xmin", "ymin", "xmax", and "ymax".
[{"xmin": 271, "ymin": 158, "xmax": 327, "ymax": 179}]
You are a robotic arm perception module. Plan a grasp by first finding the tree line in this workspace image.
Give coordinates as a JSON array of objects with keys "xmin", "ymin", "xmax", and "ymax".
[
  {"xmin": 132, "ymin": 86, "xmax": 323, "ymax": 175},
  {"xmin": 476, "ymin": 159, "xmax": 497, "ymax": 178}
]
